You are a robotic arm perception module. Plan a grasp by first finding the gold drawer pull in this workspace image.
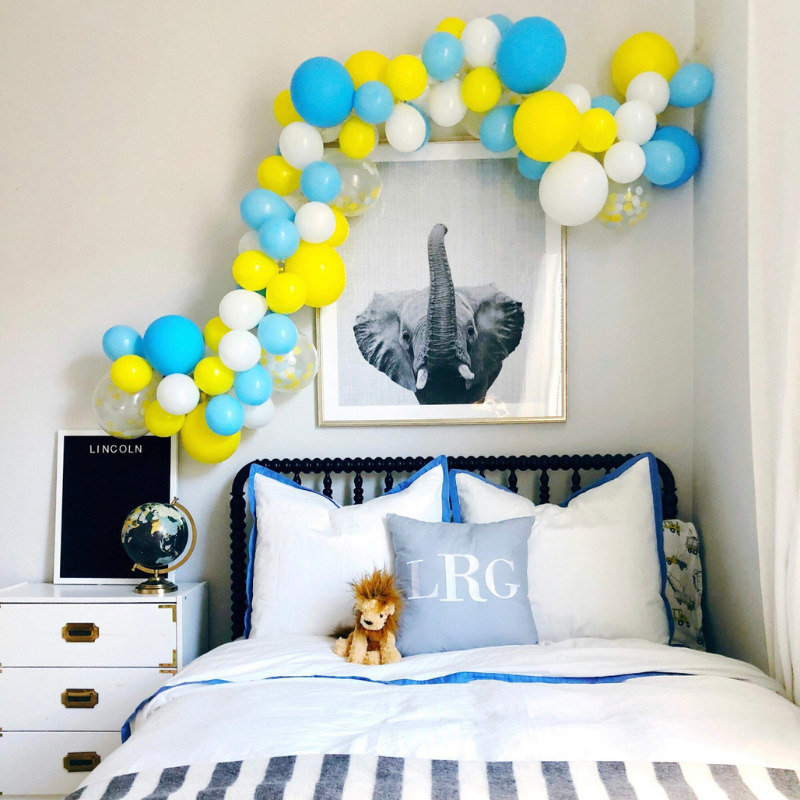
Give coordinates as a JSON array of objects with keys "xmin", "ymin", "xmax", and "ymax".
[
  {"xmin": 63, "ymin": 751, "xmax": 101, "ymax": 772},
  {"xmin": 62, "ymin": 688, "xmax": 99, "ymax": 708},
  {"xmin": 62, "ymin": 622, "xmax": 99, "ymax": 642}
]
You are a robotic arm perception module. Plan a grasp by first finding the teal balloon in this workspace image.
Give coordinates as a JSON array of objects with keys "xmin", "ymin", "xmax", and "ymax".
[
  {"xmin": 669, "ymin": 64, "xmax": 714, "ymax": 108},
  {"xmin": 488, "ymin": 14, "xmax": 513, "ymax": 37},
  {"xmin": 421, "ymin": 32, "xmax": 463, "ymax": 81},
  {"xmin": 258, "ymin": 313, "xmax": 298, "ymax": 355},
  {"xmin": 480, "ymin": 105, "xmax": 518, "ymax": 152},
  {"xmin": 495, "ymin": 17, "xmax": 566, "ymax": 94},
  {"xmin": 205, "ymin": 394, "xmax": 244, "ymax": 436},
  {"xmin": 642, "ymin": 141, "xmax": 686, "ymax": 186},
  {"xmin": 300, "ymin": 161, "xmax": 342, "ymax": 203},
  {"xmin": 651, "ymin": 126, "xmax": 701, "ymax": 188},
  {"xmin": 142, "ymin": 315, "xmax": 204, "ymax": 376},
  {"xmin": 517, "ymin": 152, "xmax": 549, "ymax": 180},
  {"xmin": 591, "ymin": 95, "xmax": 621, "ymax": 114},
  {"xmin": 102, "ymin": 325, "xmax": 143, "ymax": 361},
  {"xmin": 258, "ymin": 217, "xmax": 300, "ymax": 260},
  {"xmin": 240, "ymin": 189, "xmax": 295, "ymax": 230},
  {"xmin": 354, "ymin": 81, "xmax": 395, "ymax": 124},
  {"xmin": 233, "ymin": 364, "xmax": 272, "ymax": 406},
  {"xmin": 290, "ymin": 57, "xmax": 354, "ymax": 127}
]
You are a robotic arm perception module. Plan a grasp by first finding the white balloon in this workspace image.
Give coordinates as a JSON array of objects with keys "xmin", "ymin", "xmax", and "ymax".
[
  {"xmin": 461, "ymin": 18, "xmax": 502, "ymax": 67},
  {"xmin": 463, "ymin": 109, "xmax": 485, "ymax": 138},
  {"xmin": 614, "ymin": 100, "xmax": 657, "ymax": 145},
  {"xmin": 626, "ymin": 71, "xmax": 671, "ymax": 114},
  {"xmin": 282, "ymin": 190, "xmax": 305, "ymax": 212},
  {"xmin": 539, "ymin": 152, "xmax": 610, "ymax": 227},
  {"xmin": 218, "ymin": 289, "xmax": 268, "ymax": 331},
  {"xmin": 603, "ymin": 141, "xmax": 647, "ymax": 184},
  {"xmin": 385, "ymin": 103, "xmax": 427, "ymax": 153},
  {"xmin": 320, "ymin": 124, "xmax": 342, "ymax": 144},
  {"xmin": 427, "ymin": 78, "xmax": 467, "ymax": 128},
  {"xmin": 278, "ymin": 122, "xmax": 324, "ymax": 170},
  {"xmin": 238, "ymin": 230, "xmax": 261, "ymax": 254},
  {"xmin": 294, "ymin": 201, "xmax": 336, "ymax": 243},
  {"xmin": 560, "ymin": 83, "xmax": 592, "ymax": 114},
  {"xmin": 218, "ymin": 330, "xmax": 262, "ymax": 372},
  {"xmin": 242, "ymin": 398, "xmax": 275, "ymax": 429},
  {"xmin": 156, "ymin": 373, "xmax": 200, "ymax": 416}
]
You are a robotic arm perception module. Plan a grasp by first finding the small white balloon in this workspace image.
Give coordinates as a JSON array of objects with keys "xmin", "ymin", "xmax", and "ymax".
[
  {"xmin": 294, "ymin": 201, "xmax": 336, "ymax": 244},
  {"xmin": 560, "ymin": 83, "xmax": 592, "ymax": 114},
  {"xmin": 218, "ymin": 329, "xmax": 262, "ymax": 372},
  {"xmin": 626, "ymin": 71, "xmax": 671, "ymax": 114},
  {"xmin": 278, "ymin": 122, "xmax": 324, "ymax": 170},
  {"xmin": 242, "ymin": 398, "xmax": 276, "ymax": 429},
  {"xmin": 385, "ymin": 103, "xmax": 428, "ymax": 152},
  {"xmin": 427, "ymin": 78, "xmax": 468, "ymax": 128},
  {"xmin": 218, "ymin": 289, "xmax": 268, "ymax": 331},
  {"xmin": 461, "ymin": 18, "xmax": 502, "ymax": 67},
  {"xmin": 156, "ymin": 373, "xmax": 200, "ymax": 416},
  {"xmin": 282, "ymin": 190, "xmax": 306, "ymax": 213},
  {"xmin": 238, "ymin": 230, "xmax": 261, "ymax": 254},
  {"xmin": 614, "ymin": 100, "xmax": 657, "ymax": 145},
  {"xmin": 463, "ymin": 109, "xmax": 485, "ymax": 138},
  {"xmin": 603, "ymin": 141, "xmax": 647, "ymax": 183},
  {"xmin": 539, "ymin": 152, "xmax": 609, "ymax": 227},
  {"xmin": 320, "ymin": 124, "xmax": 342, "ymax": 144}
]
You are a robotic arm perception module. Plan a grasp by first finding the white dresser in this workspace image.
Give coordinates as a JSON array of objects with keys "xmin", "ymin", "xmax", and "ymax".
[{"xmin": 0, "ymin": 582, "xmax": 208, "ymax": 797}]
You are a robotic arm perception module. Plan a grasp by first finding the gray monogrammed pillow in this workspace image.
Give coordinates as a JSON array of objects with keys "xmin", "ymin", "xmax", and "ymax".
[{"xmin": 387, "ymin": 514, "xmax": 538, "ymax": 656}]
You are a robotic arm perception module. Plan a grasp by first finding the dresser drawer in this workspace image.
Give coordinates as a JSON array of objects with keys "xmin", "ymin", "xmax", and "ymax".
[
  {"xmin": 0, "ymin": 603, "xmax": 177, "ymax": 667},
  {"xmin": 0, "ymin": 667, "xmax": 169, "ymax": 732}
]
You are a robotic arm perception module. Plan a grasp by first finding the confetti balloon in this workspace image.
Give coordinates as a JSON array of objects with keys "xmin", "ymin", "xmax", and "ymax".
[
  {"xmin": 598, "ymin": 177, "xmax": 654, "ymax": 230},
  {"xmin": 328, "ymin": 152, "xmax": 382, "ymax": 217},
  {"xmin": 92, "ymin": 370, "xmax": 159, "ymax": 439},
  {"xmin": 262, "ymin": 332, "xmax": 318, "ymax": 392}
]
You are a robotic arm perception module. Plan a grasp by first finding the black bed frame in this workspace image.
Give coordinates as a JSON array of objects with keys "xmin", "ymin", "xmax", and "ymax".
[{"xmin": 228, "ymin": 453, "xmax": 678, "ymax": 639}]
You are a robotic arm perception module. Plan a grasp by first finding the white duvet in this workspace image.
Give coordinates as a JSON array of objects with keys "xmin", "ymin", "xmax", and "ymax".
[{"xmin": 90, "ymin": 636, "xmax": 800, "ymax": 783}]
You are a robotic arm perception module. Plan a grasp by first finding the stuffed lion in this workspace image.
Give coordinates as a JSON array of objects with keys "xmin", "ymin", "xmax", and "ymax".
[{"xmin": 334, "ymin": 569, "xmax": 403, "ymax": 665}]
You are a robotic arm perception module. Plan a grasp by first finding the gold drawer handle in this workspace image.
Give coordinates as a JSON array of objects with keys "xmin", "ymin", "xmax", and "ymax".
[
  {"xmin": 62, "ymin": 688, "xmax": 99, "ymax": 708},
  {"xmin": 62, "ymin": 622, "xmax": 99, "ymax": 642},
  {"xmin": 63, "ymin": 751, "xmax": 101, "ymax": 772}
]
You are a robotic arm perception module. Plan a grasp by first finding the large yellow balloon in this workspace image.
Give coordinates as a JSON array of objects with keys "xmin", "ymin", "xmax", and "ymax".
[
  {"xmin": 257, "ymin": 155, "xmax": 301, "ymax": 196},
  {"xmin": 145, "ymin": 400, "xmax": 184, "ymax": 437},
  {"xmin": 284, "ymin": 242, "xmax": 346, "ymax": 307},
  {"xmin": 437, "ymin": 17, "xmax": 466, "ymax": 38},
  {"xmin": 513, "ymin": 91, "xmax": 582, "ymax": 162},
  {"xmin": 110, "ymin": 355, "xmax": 153, "ymax": 394},
  {"xmin": 232, "ymin": 250, "xmax": 280, "ymax": 291},
  {"xmin": 193, "ymin": 356, "xmax": 234, "ymax": 396},
  {"xmin": 265, "ymin": 272, "xmax": 308, "ymax": 314},
  {"xmin": 578, "ymin": 108, "xmax": 617, "ymax": 153},
  {"xmin": 461, "ymin": 67, "xmax": 502, "ymax": 113},
  {"xmin": 326, "ymin": 206, "xmax": 349, "ymax": 247},
  {"xmin": 180, "ymin": 403, "xmax": 240, "ymax": 464},
  {"xmin": 203, "ymin": 316, "xmax": 230, "ymax": 353},
  {"xmin": 385, "ymin": 55, "xmax": 428, "ymax": 101},
  {"xmin": 338, "ymin": 117, "xmax": 377, "ymax": 159},
  {"xmin": 273, "ymin": 89, "xmax": 303, "ymax": 127},
  {"xmin": 344, "ymin": 51, "xmax": 389, "ymax": 89},
  {"xmin": 611, "ymin": 32, "xmax": 679, "ymax": 95}
]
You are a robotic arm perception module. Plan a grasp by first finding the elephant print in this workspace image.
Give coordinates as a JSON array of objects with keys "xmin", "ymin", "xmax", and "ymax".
[{"xmin": 354, "ymin": 224, "xmax": 525, "ymax": 405}]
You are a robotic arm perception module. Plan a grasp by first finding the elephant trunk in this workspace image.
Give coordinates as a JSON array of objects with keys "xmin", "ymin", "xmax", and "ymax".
[{"xmin": 425, "ymin": 224, "xmax": 459, "ymax": 369}]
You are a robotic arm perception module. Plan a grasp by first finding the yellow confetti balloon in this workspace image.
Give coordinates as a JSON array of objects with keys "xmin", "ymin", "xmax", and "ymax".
[
  {"xmin": 437, "ymin": 17, "xmax": 466, "ymax": 38},
  {"xmin": 326, "ymin": 206, "xmax": 349, "ymax": 247},
  {"xmin": 92, "ymin": 370, "xmax": 158, "ymax": 439},
  {"xmin": 180, "ymin": 403, "xmax": 240, "ymax": 464},
  {"xmin": 110, "ymin": 355, "xmax": 153, "ymax": 394},
  {"xmin": 265, "ymin": 272, "xmax": 308, "ymax": 314},
  {"xmin": 513, "ymin": 91, "xmax": 581, "ymax": 162},
  {"xmin": 203, "ymin": 316, "xmax": 231, "ymax": 353},
  {"xmin": 598, "ymin": 178, "xmax": 653, "ymax": 229},
  {"xmin": 385, "ymin": 55, "xmax": 427, "ymax": 101},
  {"xmin": 257, "ymin": 155, "xmax": 301, "ymax": 196},
  {"xmin": 461, "ymin": 67, "xmax": 502, "ymax": 113},
  {"xmin": 344, "ymin": 50, "xmax": 389, "ymax": 89},
  {"xmin": 232, "ymin": 250, "xmax": 280, "ymax": 291},
  {"xmin": 338, "ymin": 117, "xmax": 377, "ymax": 160},
  {"xmin": 263, "ymin": 332, "xmax": 318, "ymax": 393},
  {"xmin": 611, "ymin": 32, "xmax": 679, "ymax": 95},
  {"xmin": 145, "ymin": 400, "xmax": 184, "ymax": 437},
  {"xmin": 193, "ymin": 356, "xmax": 234, "ymax": 396},
  {"xmin": 284, "ymin": 241, "xmax": 346, "ymax": 307},
  {"xmin": 578, "ymin": 108, "xmax": 617, "ymax": 153},
  {"xmin": 273, "ymin": 89, "xmax": 303, "ymax": 126}
]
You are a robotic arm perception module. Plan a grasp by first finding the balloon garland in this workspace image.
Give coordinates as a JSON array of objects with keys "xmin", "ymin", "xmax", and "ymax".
[{"xmin": 93, "ymin": 15, "xmax": 713, "ymax": 463}]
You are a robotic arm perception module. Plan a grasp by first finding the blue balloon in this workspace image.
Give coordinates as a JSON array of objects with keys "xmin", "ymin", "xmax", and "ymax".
[
  {"xmin": 488, "ymin": 14, "xmax": 513, "ymax": 37},
  {"xmin": 353, "ymin": 81, "xmax": 395, "ymax": 124},
  {"xmin": 233, "ymin": 364, "xmax": 273, "ymax": 406},
  {"xmin": 258, "ymin": 217, "xmax": 300, "ymax": 260},
  {"xmin": 257, "ymin": 313, "xmax": 298, "ymax": 355},
  {"xmin": 517, "ymin": 152, "xmax": 549, "ymax": 180},
  {"xmin": 480, "ymin": 105, "xmax": 519, "ymax": 152},
  {"xmin": 205, "ymin": 395, "xmax": 244, "ymax": 436},
  {"xmin": 496, "ymin": 17, "xmax": 566, "ymax": 94},
  {"xmin": 102, "ymin": 325, "xmax": 143, "ymax": 361},
  {"xmin": 669, "ymin": 64, "xmax": 714, "ymax": 108},
  {"xmin": 290, "ymin": 57, "xmax": 354, "ymax": 128},
  {"xmin": 642, "ymin": 140, "xmax": 686, "ymax": 186},
  {"xmin": 591, "ymin": 95, "xmax": 621, "ymax": 115},
  {"xmin": 300, "ymin": 161, "xmax": 342, "ymax": 203},
  {"xmin": 240, "ymin": 189, "xmax": 295, "ymax": 230},
  {"xmin": 142, "ymin": 316, "xmax": 204, "ymax": 376},
  {"xmin": 421, "ymin": 32, "xmax": 464, "ymax": 81},
  {"xmin": 651, "ymin": 126, "xmax": 701, "ymax": 188}
]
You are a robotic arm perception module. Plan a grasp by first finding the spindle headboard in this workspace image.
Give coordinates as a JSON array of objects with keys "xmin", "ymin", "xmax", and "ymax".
[{"xmin": 228, "ymin": 453, "xmax": 678, "ymax": 640}]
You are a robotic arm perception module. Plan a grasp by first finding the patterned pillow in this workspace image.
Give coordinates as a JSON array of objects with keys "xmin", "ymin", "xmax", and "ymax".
[{"xmin": 663, "ymin": 519, "xmax": 705, "ymax": 649}]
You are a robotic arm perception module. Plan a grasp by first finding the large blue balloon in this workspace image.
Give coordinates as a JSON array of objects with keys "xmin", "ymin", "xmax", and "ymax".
[
  {"xmin": 205, "ymin": 394, "xmax": 244, "ymax": 436},
  {"xmin": 669, "ymin": 64, "xmax": 714, "ymax": 108},
  {"xmin": 591, "ymin": 95, "xmax": 621, "ymax": 115},
  {"xmin": 421, "ymin": 32, "xmax": 464, "ymax": 81},
  {"xmin": 517, "ymin": 152, "xmax": 549, "ymax": 180},
  {"xmin": 257, "ymin": 313, "xmax": 298, "ymax": 355},
  {"xmin": 642, "ymin": 141, "xmax": 686, "ymax": 186},
  {"xmin": 240, "ymin": 189, "xmax": 295, "ymax": 230},
  {"xmin": 353, "ymin": 80, "xmax": 395, "ymax": 124},
  {"xmin": 259, "ymin": 217, "xmax": 300, "ymax": 260},
  {"xmin": 233, "ymin": 364, "xmax": 273, "ymax": 406},
  {"xmin": 142, "ymin": 316, "xmax": 204, "ymax": 376},
  {"xmin": 651, "ymin": 126, "xmax": 701, "ymax": 188},
  {"xmin": 102, "ymin": 325, "xmax": 143, "ymax": 361},
  {"xmin": 300, "ymin": 161, "xmax": 342, "ymax": 203},
  {"xmin": 488, "ymin": 14, "xmax": 513, "ymax": 37},
  {"xmin": 495, "ymin": 17, "xmax": 566, "ymax": 94},
  {"xmin": 480, "ymin": 105, "xmax": 519, "ymax": 152},
  {"xmin": 290, "ymin": 57, "xmax": 354, "ymax": 128}
]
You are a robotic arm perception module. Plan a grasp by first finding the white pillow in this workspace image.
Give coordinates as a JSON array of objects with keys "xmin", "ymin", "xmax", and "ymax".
[
  {"xmin": 452, "ymin": 454, "xmax": 670, "ymax": 644},
  {"xmin": 246, "ymin": 457, "xmax": 449, "ymax": 638}
]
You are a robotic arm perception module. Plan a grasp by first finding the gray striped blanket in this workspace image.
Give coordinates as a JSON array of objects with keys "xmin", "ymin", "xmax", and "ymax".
[{"xmin": 67, "ymin": 754, "xmax": 800, "ymax": 800}]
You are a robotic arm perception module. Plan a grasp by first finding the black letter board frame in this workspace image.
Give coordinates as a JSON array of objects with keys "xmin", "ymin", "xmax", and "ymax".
[{"xmin": 54, "ymin": 431, "xmax": 178, "ymax": 584}]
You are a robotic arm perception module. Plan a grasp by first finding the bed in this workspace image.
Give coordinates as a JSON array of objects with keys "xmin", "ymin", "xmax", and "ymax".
[{"xmin": 68, "ymin": 454, "xmax": 800, "ymax": 800}]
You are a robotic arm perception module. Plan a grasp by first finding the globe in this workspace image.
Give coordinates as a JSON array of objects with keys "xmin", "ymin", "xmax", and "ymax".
[{"xmin": 121, "ymin": 502, "xmax": 189, "ymax": 571}]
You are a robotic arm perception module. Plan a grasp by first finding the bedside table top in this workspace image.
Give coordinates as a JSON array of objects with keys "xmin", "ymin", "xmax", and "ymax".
[{"xmin": 0, "ymin": 581, "xmax": 206, "ymax": 603}]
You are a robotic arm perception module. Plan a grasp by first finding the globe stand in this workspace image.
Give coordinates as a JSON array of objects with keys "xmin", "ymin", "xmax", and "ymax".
[{"xmin": 134, "ymin": 571, "xmax": 179, "ymax": 595}]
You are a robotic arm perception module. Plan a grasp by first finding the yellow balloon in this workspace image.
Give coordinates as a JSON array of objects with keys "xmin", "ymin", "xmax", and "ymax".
[
  {"xmin": 110, "ymin": 355, "xmax": 153, "ymax": 394},
  {"xmin": 232, "ymin": 250, "xmax": 280, "ymax": 291},
  {"xmin": 611, "ymin": 32, "xmax": 679, "ymax": 95},
  {"xmin": 284, "ymin": 241, "xmax": 346, "ymax": 307},
  {"xmin": 273, "ymin": 89, "xmax": 303, "ymax": 127},
  {"xmin": 326, "ymin": 206, "xmax": 349, "ymax": 247},
  {"xmin": 203, "ymin": 316, "xmax": 230, "ymax": 353},
  {"xmin": 437, "ymin": 17, "xmax": 466, "ymax": 38},
  {"xmin": 338, "ymin": 117, "xmax": 377, "ymax": 160},
  {"xmin": 578, "ymin": 108, "xmax": 617, "ymax": 153},
  {"xmin": 384, "ymin": 55, "xmax": 428, "ymax": 101},
  {"xmin": 180, "ymin": 403, "xmax": 240, "ymax": 464},
  {"xmin": 344, "ymin": 51, "xmax": 389, "ymax": 89},
  {"xmin": 513, "ymin": 91, "xmax": 581, "ymax": 162},
  {"xmin": 461, "ymin": 67, "xmax": 502, "ymax": 113},
  {"xmin": 145, "ymin": 400, "xmax": 184, "ymax": 437},
  {"xmin": 193, "ymin": 356, "xmax": 234, "ymax": 396},
  {"xmin": 265, "ymin": 271, "xmax": 308, "ymax": 314},
  {"xmin": 257, "ymin": 155, "xmax": 301, "ymax": 196}
]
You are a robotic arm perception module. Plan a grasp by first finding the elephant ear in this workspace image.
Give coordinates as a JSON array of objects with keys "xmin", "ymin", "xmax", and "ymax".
[{"xmin": 353, "ymin": 291, "xmax": 417, "ymax": 392}]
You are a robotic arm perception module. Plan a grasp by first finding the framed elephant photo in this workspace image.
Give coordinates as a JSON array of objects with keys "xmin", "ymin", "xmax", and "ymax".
[{"xmin": 316, "ymin": 140, "xmax": 566, "ymax": 426}]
